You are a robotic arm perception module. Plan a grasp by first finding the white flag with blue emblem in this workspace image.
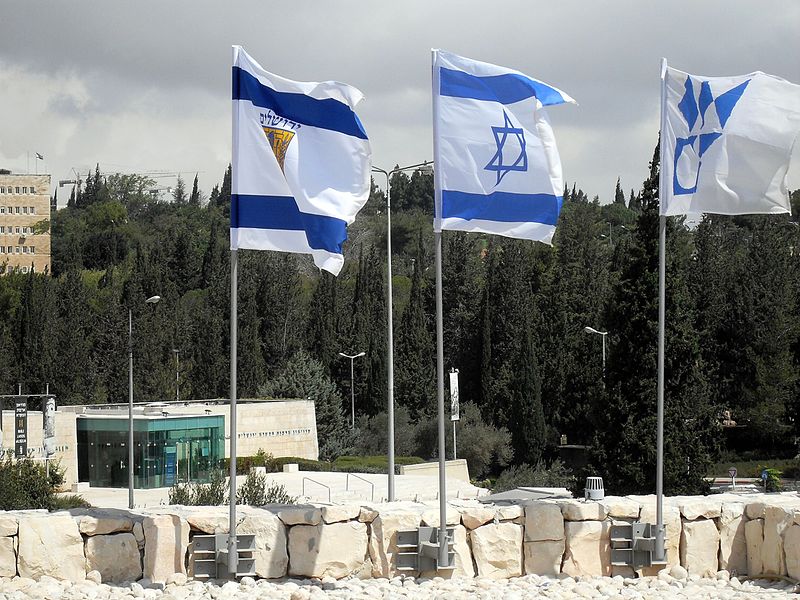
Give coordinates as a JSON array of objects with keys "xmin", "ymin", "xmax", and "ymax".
[
  {"xmin": 432, "ymin": 49, "xmax": 575, "ymax": 244},
  {"xmin": 662, "ymin": 65, "xmax": 800, "ymax": 216},
  {"xmin": 231, "ymin": 46, "xmax": 371, "ymax": 275}
]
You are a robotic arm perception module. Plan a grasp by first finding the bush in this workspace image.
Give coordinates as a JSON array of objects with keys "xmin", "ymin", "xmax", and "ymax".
[
  {"xmin": 168, "ymin": 469, "xmax": 228, "ymax": 506},
  {"xmin": 236, "ymin": 470, "xmax": 296, "ymax": 505},
  {"xmin": 0, "ymin": 451, "xmax": 65, "ymax": 510},
  {"xmin": 493, "ymin": 459, "xmax": 576, "ymax": 493},
  {"xmin": 51, "ymin": 494, "xmax": 92, "ymax": 509}
]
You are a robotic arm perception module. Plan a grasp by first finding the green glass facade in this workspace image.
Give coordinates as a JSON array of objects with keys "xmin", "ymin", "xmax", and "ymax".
[{"xmin": 77, "ymin": 414, "xmax": 224, "ymax": 488}]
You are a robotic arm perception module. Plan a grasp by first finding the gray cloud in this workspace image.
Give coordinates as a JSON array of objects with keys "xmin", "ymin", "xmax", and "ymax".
[{"xmin": 1, "ymin": 0, "xmax": 798, "ymax": 204}]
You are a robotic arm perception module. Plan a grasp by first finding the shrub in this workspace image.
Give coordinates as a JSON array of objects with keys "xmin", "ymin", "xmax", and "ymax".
[
  {"xmin": 493, "ymin": 459, "xmax": 576, "ymax": 493},
  {"xmin": 168, "ymin": 469, "xmax": 228, "ymax": 506},
  {"xmin": 51, "ymin": 494, "xmax": 92, "ymax": 509},
  {"xmin": 0, "ymin": 451, "xmax": 65, "ymax": 510},
  {"xmin": 236, "ymin": 470, "xmax": 296, "ymax": 505},
  {"xmin": 755, "ymin": 465, "xmax": 783, "ymax": 492}
]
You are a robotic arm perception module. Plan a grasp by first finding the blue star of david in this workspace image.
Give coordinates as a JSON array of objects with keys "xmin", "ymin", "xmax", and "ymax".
[{"xmin": 485, "ymin": 110, "xmax": 527, "ymax": 186}]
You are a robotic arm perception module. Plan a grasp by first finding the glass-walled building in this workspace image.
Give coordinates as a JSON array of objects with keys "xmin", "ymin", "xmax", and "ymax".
[{"xmin": 77, "ymin": 413, "xmax": 224, "ymax": 488}]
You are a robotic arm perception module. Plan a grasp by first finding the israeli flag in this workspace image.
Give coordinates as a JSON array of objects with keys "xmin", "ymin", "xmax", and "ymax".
[
  {"xmin": 662, "ymin": 65, "xmax": 800, "ymax": 216},
  {"xmin": 231, "ymin": 46, "xmax": 371, "ymax": 275},
  {"xmin": 432, "ymin": 50, "xmax": 575, "ymax": 244}
]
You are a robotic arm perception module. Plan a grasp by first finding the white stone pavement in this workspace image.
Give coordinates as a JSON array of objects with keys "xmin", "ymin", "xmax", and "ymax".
[
  {"xmin": 1, "ymin": 571, "xmax": 798, "ymax": 600},
  {"xmin": 68, "ymin": 471, "xmax": 488, "ymax": 509}
]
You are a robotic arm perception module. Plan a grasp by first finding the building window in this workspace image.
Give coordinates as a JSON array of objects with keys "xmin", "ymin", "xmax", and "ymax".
[
  {"xmin": 22, "ymin": 187, "xmax": 27, "ymax": 194},
  {"xmin": 0, "ymin": 247, "xmax": 4, "ymax": 254},
  {"xmin": 21, "ymin": 266, "xmax": 28, "ymax": 274},
  {"xmin": 15, "ymin": 187, "xmax": 19, "ymax": 194},
  {"xmin": 15, "ymin": 227, "xmax": 20, "ymax": 234},
  {"xmin": 30, "ymin": 206, "xmax": 35, "ymax": 214},
  {"xmin": 0, "ymin": 207, "xmax": 4, "ymax": 213},
  {"xmin": 0, "ymin": 227, "xmax": 4, "ymax": 234},
  {"xmin": 30, "ymin": 246, "xmax": 35, "ymax": 254},
  {"xmin": 15, "ymin": 247, "xmax": 20, "ymax": 254},
  {"xmin": 15, "ymin": 207, "xmax": 20, "ymax": 214},
  {"xmin": 0, "ymin": 187, "xmax": 4, "ymax": 193},
  {"xmin": 23, "ymin": 207, "xmax": 28, "ymax": 214}
]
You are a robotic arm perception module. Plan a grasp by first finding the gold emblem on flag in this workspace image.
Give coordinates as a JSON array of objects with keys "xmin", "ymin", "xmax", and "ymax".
[{"xmin": 262, "ymin": 127, "xmax": 295, "ymax": 173}]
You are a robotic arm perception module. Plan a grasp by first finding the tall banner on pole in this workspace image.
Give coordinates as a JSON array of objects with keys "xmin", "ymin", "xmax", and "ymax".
[
  {"xmin": 14, "ymin": 398, "xmax": 27, "ymax": 458},
  {"xmin": 449, "ymin": 369, "xmax": 460, "ymax": 422}
]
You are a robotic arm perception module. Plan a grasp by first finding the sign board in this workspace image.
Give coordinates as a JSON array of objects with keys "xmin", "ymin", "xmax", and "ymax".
[
  {"xmin": 449, "ymin": 369, "xmax": 460, "ymax": 422},
  {"xmin": 728, "ymin": 467, "xmax": 737, "ymax": 479},
  {"xmin": 14, "ymin": 398, "xmax": 27, "ymax": 458},
  {"xmin": 43, "ymin": 396, "xmax": 56, "ymax": 457},
  {"xmin": 761, "ymin": 469, "xmax": 769, "ymax": 482}
]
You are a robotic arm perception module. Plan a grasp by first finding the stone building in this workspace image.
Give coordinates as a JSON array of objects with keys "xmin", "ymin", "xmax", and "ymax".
[{"xmin": 0, "ymin": 172, "xmax": 52, "ymax": 275}]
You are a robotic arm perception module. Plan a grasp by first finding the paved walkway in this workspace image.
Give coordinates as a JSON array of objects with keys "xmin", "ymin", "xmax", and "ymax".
[{"xmin": 66, "ymin": 471, "xmax": 488, "ymax": 509}]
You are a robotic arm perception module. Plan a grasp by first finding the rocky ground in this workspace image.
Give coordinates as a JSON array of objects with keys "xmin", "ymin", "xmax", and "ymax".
[{"xmin": 1, "ymin": 568, "xmax": 799, "ymax": 600}]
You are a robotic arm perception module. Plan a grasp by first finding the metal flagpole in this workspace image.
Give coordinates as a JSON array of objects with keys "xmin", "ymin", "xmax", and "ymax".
[
  {"xmin": 228, "ymin": 248, "xmax": 239, "ymax": 575},
  {"xmin": 227, "ymin": 45, "xmax": 240, "ymax": 577},
  {"xmin": 385, "ymin": 174, "xmax": 396, "ymax": 502},
  {"xmin": 128, "ymin": 310, "xmax": 135, "ymax": 510},
  {"xmin": 431, "ymin": 48, "xmax": 448, "ymax": 569},
  {"xmin": 654, "ymin": 57, "xmax": 668, "ymax": 563}
]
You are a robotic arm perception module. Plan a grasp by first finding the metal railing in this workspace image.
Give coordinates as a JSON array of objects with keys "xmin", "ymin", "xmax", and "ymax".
[
  {"xmin": 346, "ymin": 473, "xmax": 375, "ymax": 501},
  {"xmin": 301, "ymin": 477, "xmax": 331, "ymax": 503}
]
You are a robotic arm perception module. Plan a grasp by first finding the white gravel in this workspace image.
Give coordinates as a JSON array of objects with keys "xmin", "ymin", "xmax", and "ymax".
[{"xmin": 1, "ymin": 573, "xmax": 798, "ymax": 600}]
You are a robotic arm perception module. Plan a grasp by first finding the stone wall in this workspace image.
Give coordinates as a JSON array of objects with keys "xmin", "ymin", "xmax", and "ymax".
[{"xmin": 1, "ymin": 494, "xmax": 800, "ymax": 584}]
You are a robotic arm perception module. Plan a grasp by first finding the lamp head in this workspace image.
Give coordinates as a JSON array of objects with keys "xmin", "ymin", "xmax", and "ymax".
[{"xmin": 146, "ymin": 295, "xmax": 161, "ymax": 304}]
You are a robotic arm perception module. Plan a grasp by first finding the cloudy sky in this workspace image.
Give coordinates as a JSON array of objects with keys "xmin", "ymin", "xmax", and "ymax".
[{"xmin": 1, "ymin": 1, "xmax": 798, "ymax": 206}]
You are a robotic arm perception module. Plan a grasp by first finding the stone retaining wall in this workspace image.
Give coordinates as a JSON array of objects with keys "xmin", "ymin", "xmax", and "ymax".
[{"xmin": 2, "ymin": 493, "xmax": 800, "ymax": 584}]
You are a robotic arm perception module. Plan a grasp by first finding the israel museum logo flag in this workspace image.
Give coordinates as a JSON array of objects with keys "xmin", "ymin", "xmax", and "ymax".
[
  {"xmin": 432, "ymin": 49, "xmax": 575, "ymax": 244},
  {"xmin": 231, "ymin": 46, "xmax": 372, "ymax": 275},
  {"xmin": 662, "ymin": 66, "xmax": 800, "ymax": 216}
]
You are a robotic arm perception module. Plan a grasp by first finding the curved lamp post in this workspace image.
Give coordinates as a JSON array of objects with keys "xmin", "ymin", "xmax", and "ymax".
[
  {"xmin": 128, "ymin": 294, "xmax": 161, "ymax": 509},
  {"xmin": 339, "ymin": 351, "xmax": 365, "ymax": 430},
  {"xmin": 371, "ymin": 161, "xmax": 432, "ymax": 502},
  {"xmin": 583, "ymin": 326, "xmax": 608, "ymax": 376}
]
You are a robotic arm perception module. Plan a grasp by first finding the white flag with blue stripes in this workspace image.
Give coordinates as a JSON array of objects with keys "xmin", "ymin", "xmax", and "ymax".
[
  {"xmin": 432, "ymin": 50, "xmax": 575, "ymax": 244},
  {"xmin": 231, "ymin": 46, "xmax": 371, "ymax": 275}
]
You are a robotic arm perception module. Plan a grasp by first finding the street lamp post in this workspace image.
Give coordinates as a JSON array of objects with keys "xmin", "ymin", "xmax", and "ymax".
[
  {"xmin": 173, "ymin": 349, "xmax": 180, "ymax": 403},
  {"xmin": 371, "ymin": 161, "xmax": 432, "ymax": 502},
  {"xmin": 339, "ymin": 352, "xmax": 365, "ymax": 429},
  {"xmin": 583, "ymin": 326, "xmax": 608, "ymax": 376},
  {"xmin": 128, "ymin": 294, "xmax": 161, "ymax": 509}
]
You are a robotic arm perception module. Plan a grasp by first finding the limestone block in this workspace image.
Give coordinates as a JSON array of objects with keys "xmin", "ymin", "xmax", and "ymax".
[
  {"xmin": 603, "ymin": 497, "xmax": 640, "ymax": 520},
  {"xmin": 562, "ymin": 520, "xmax": 611, "ymax": 577},
  {"xmin": 17, "ymin": 514, "xmax": 86, "ymax": 582},
  {"xmin": 460, "ymin": 506, "xmax": 495, "ymax": 530},
  {"xmin": 278, "ymin": 507, "xmax": 322, "ymax": 526},
  {"xmin": 680, "ymin": 519, "xmax": 719, "ymax": 577},
  {"xmin": 133, "ymin": 522, "xmax": 145, "ymax": 548},
  {"xmin": 84, "ymin": 533, "xmax": 142, "ymax": 583},
  {"xmin": 368, "ymin": 509, "xmax": 422, "ymax": 577},
  {"xmin": 762, "ymin": 505, "xmax": 793, "ymax": 575},
  {"xmin": 784, "ymin": 525, "xmax": 800, "ymax": 580},
  {"xmin": 524, "ymin": 502, "xmax": 564, "ymax": 542},
  {"xmin": 679, "ymin": 498, "xmax": 721, "ymax": 521},
  {"xmin": 745, "ymin": 518, "xmax": 763, "ymax": 576},
  {"xmin": 470, "ymin": 522, "xmax": 523, "ymax": 579},
  {"xmin": 639, "ymin": 504, "xmax": 681, "ymax": 575},
  {"xmin": 79, "ymin": 516, "xmax": 134, "ymax": 536},
  {"xmin": 321, "ymin": 504, "xmax": 360, "ymax": 524},
  {"xmin": 718, "ymin": 503, "xmax": 747, "ymax": 575},
  {"xmin": 421, "ymin": 506, "xmax": 460, "ymax": 527},
  {"xmin": 288, "ymin": 521, "xmax": 367, "ymax": 579},
  {"xmin": 745, "ymin": 502, "xmax": 766, "ymax": 520},
  {"xmin": 358, "ymin": 506, "xmax": 379, "ymax": 523},
  {"xmin": 523, "ymin": 539, "xmax": 564, "ymax": 576},
  {"xmin": 495, "ymin": 505, "xmax": 524, "ymax": 521},
  {"xmin": 560, "ymin": 500, "xmax": 608, "ymax": 522},
  {"xmin": 0, "ymin": 536, "xmax": 15, "ymax": 577},
  {"xmin": 186, "ymin": 514, "xmax": 228, "ymax": 534},
  {"xmin": 142, "ymin": 514, "xmax": 190, "ymax": 584},
  {"xmin": 239, "ymin": 513, "xmax": 288, "ymax": 579},
  {"xmin": 0, "ymin": 515, "xmax": 18, "ymax": 537}
]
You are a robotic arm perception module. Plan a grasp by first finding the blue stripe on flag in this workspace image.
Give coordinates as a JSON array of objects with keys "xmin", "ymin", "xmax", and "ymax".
[
  {"xmin": 231, "ymin": 194, "xmax": 348, "ymax": 253},
  {"xmin": 442, "ymin": 190, "xmax": 562, "ymax": 226},
  {"xmin": 232, "ymin": 67, "xmax": 368, "ymax": 140},
  {"xmin": 439, "ymin": 67, "xmax": 567, "ymax": 106}
]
